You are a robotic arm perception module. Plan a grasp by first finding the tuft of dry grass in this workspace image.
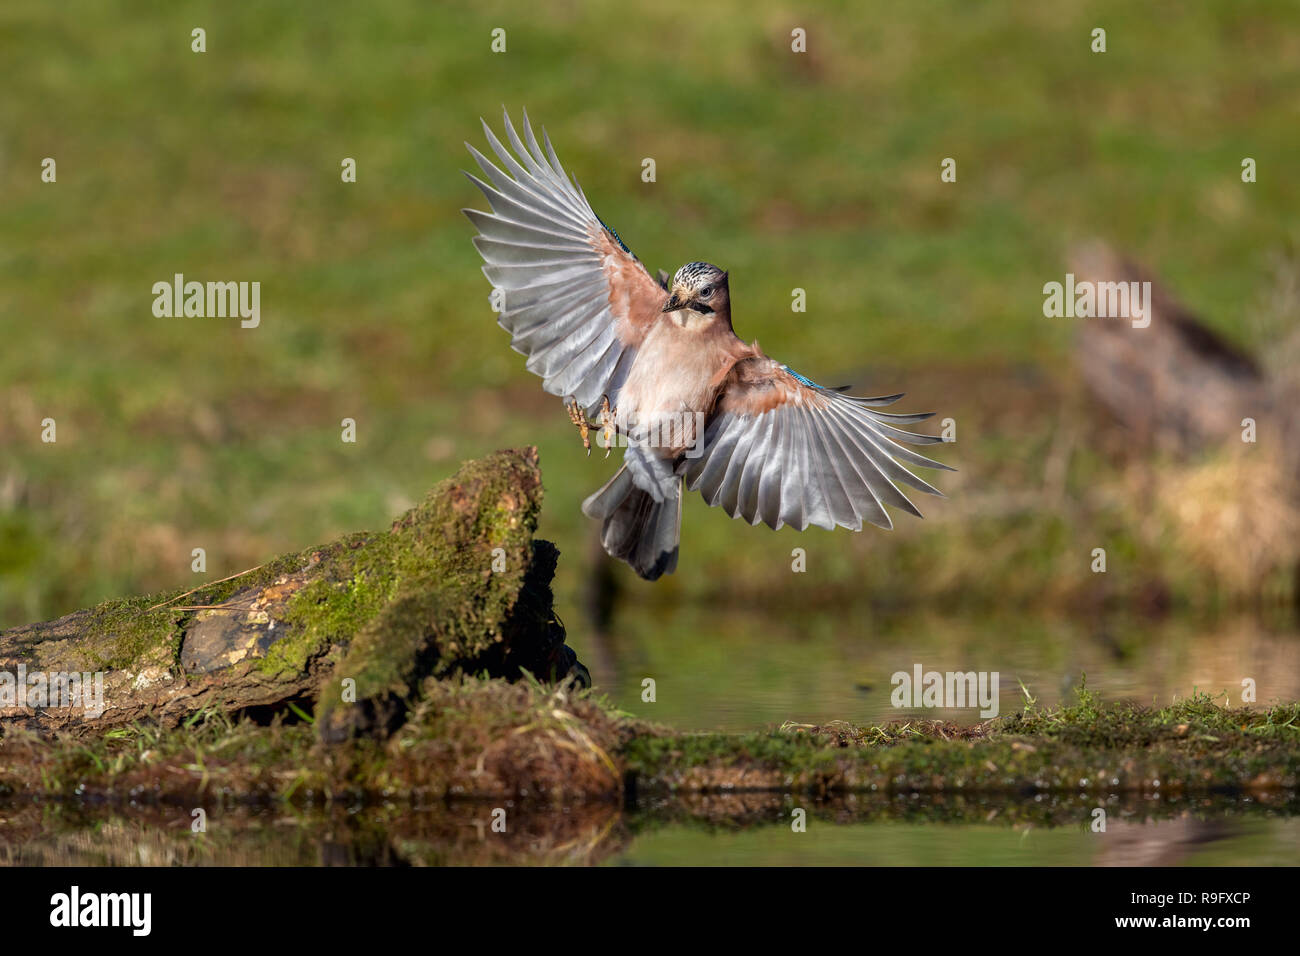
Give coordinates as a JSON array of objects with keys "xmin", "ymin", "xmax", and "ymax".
[
  {"xmin": 1156, "ymin": 446, "xmax": 1300, "ymax": 594},
  {"xmin": 378, "ymin": 675, "xmax": 647, "ymax": 801}
]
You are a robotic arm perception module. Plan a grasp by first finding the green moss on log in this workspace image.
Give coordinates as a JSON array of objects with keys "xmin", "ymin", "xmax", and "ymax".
[{"xmin": 312, "ymin": 447, "xmax": 558, "ymax": 739}]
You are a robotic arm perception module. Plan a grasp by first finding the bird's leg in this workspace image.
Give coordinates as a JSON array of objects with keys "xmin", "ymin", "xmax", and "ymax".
[
  {"xmin": 566, "ymin": 399, "xmax": 593, "ymax": 456},
  {"xmin": 599, "ymin": 396, "xmax": 616, "ymax": 459}
]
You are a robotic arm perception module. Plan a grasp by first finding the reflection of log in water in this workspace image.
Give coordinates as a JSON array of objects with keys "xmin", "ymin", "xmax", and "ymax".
[
  {"xmin": 0, "ymin": 801, "xmax": 630, "ymax": 868},
  {"xmin": 580, "ymin": 530, "xmax": 622, "ymax": 688},
  {"xmin": 2, "ymin": 792, "xmax": 1290, "ymax": 866}
]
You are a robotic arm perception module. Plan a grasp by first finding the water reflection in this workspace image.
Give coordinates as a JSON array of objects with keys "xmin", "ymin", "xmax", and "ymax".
[
  {"xmin": 576, "ymin": 606, "xmax": 1300, "ymax": 731},
  {"xmin": 2, "ymin": 791, "xmax": 1296, "ymax": 866}
]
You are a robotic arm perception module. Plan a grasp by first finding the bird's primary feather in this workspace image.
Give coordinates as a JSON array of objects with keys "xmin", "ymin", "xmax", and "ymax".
[
  {"xmin": 462, "ymin": 109, "xmax": 663, "ymax": 416},
  {"xmin": 681, "ymin": 356, "xmax": 952, "ymax": 532}
]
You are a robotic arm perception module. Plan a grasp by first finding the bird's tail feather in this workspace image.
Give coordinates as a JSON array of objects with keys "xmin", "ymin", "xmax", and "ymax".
[{"xmin": 582, "ymin": 465, "xmax": 681, "ymax": 580}]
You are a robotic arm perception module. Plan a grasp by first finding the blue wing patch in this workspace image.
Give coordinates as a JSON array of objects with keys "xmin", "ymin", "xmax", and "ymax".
[
  {"xmin": 781, "ymin": 365, "xmax": 822, "ymax": 389},
  {"xmin": 596, "ymin": 215, "xmax": 631, "ymax": 254}
]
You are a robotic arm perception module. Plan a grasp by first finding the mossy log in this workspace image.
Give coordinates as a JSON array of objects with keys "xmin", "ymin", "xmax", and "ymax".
[{"xmin": 0, "ymin": 447, "xmax": 583, "ymax": 739}]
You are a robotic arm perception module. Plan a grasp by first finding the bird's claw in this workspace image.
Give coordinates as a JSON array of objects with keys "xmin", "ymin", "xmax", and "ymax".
[
  {"xmin": 566, "ymin": 399, "xmax": 592, "ymax": 456},
  {"xmin": 599, "ymin": 396, "xmax": 616, "ymax": 459},
  {"xmin": 567, "ymin": 397, "xmax": 617, "ymax": 458}
]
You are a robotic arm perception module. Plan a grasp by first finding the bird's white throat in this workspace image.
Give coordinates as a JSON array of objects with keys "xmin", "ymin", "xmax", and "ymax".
[{"xmin": 667, "ymin": 308, "xmax": 713, "ymax": 332}]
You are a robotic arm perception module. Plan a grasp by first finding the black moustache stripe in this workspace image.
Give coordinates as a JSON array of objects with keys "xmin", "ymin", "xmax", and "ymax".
[{"xmin": 690, "ymin": 302, "xmax": 714, "ymax": 314}]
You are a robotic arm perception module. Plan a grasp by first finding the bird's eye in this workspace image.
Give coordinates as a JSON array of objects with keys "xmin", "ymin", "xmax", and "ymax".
[{"xmin": 699, "ymin": 286, "xmax": 713, "ymax": 298}]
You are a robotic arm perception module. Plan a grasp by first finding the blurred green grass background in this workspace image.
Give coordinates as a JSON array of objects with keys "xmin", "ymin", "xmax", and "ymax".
[{"xmin": 2, "ymin": 0, "xmax": 1298, "ymax": 639}]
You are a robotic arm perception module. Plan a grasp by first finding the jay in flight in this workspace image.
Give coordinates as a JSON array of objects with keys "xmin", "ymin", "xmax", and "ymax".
[{"xmin": 464, "ymin": 109, "xmax": 951, "ymax": 580}]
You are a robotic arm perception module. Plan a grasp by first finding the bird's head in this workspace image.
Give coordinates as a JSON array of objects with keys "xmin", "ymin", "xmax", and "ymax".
[{"xmin": 663, "ymin": 261, "xmax": 729, "ymax": 318}]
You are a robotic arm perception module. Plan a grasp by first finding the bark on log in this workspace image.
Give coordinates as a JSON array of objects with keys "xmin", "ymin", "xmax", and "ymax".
[{"xmin": 0, "ymin": 447, "xmax": 583, "ymax": 739}]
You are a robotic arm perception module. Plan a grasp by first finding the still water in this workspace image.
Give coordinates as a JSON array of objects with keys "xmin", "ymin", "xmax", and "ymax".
[
  {"xmin": 578, "ymin": 605, "xmax": 1300, "ymax": 730},
  {"xmin": 2, "ymin": 795, "xmax": 1297, "ymax": 866}
]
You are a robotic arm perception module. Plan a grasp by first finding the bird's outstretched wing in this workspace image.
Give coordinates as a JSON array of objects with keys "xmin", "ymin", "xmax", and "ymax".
[
  {"xmin": 680, "ymin": 355, "xmax": 954, "ymax": 531},
  {"xmin": 463, "ymin": 109, "xmax": 666, "ymax": 414}
]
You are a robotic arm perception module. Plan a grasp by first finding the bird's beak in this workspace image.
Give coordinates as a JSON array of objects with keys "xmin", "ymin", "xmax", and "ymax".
[{"xmin": 662, "ymin": 292, "xmax": 683, "ymax": 313}]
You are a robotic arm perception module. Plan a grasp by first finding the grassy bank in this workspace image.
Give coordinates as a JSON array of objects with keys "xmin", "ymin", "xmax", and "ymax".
[
  {"xmin": 4, "ymin": 1, "xmax": 1300, "ymax": 631},
  {"xmin": 2, "ymin": 678, "xmax": 1296, "ymax": 804}
]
